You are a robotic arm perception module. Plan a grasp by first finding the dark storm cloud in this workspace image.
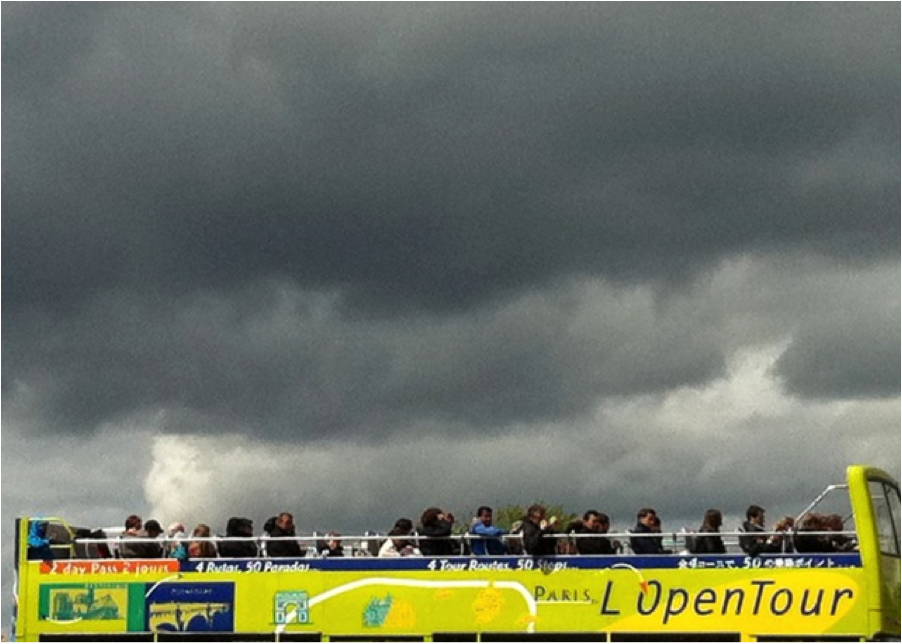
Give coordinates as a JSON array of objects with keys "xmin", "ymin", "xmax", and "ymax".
[
  {"xmin": 774, "ymin": 305, "xmax": 900, "ymax": 399},
  {"xmin": 3, "ymin": 4, "xmax": 898, "ymax": 313},
  {"xmin": 2, "ymin": 4, "xmax": 899, "ymax": 440},
  {"xmin": 2, "ymin": 281, "xmax": 726, "ymax": 438}
]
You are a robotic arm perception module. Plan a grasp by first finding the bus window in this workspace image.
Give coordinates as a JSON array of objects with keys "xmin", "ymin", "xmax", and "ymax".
[{"xmin": 869, "ymin": 480, "xmax": 901, "ymax": 557}]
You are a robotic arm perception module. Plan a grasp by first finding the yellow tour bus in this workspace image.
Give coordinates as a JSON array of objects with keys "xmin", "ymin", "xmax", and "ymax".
[{"xmin": 11, "ymin": 465, "xmax": 900, "ymax": 642}]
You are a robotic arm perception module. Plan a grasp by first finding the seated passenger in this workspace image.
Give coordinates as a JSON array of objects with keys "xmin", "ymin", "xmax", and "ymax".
[
  {"xmin": 469, "ymin": 506, "xmax": 506, "ymax": 556},
  {"xmin": 692, "ymin": 509, "xmax": 726, "ymax": 554},
  {"xmin": 630, "ymin": 508, "xmax": 666, "ymax": 555},
  {"xmin": 739, "ymin": 504, "xmax": 769, "ymax": 556},
  {"xmin": 765, "ymin": 516, "xmax": 795, "ymax": 553},
  {"xmin": 266, "ymin": 512, "xmax": 304, "ymax": 558},
  {"xmin": 824, "ymin": 513, "xmax": 857, "ymax": 552},
  {"xmin": 521, "ymin": 504, "xmax": 558, "ymax": 557},
  {"xmin": 417, "ymin": 508, "xmax": 456, "ymax": 556},
  {"xmin": 219, "ymin": 517, "xmax": 258, "ymax": 558},
  {"xmin": 567, "ymin": 510, "xmax": 617, "ymax": 555},
  {"xmin": 188, "ymin": 523, "xmax": 217, "ymax": 559},
  {"xmin": 75, "ymin": 528, "xmax": 112, "ymax": 559},
  {"xmin": 598, "ymin": 513, "xmax": 622, "ymax": 553},
  {"xmin": 120, "ymin": 514, "xmax": 145, "ymax": 558},
  {"xmin": 793, "ymin": 513, "xmax": 836, "ymax": 553},
  {"xmin": 27, "ymin": 520, "xmax": 55, "ymax": 560},
  {"xmin": 379, "ymin": 521, "xmax": 420, "ymax": 557},
  {"xmin": 506, "ymin": 521, "xmax": 525, "ymax": 555},
  {"xmin": 317, "ymin": 531, "xmax": 345, "ymax": 557},
  {"xmin": 165, "ymin": 522, "xmax": 188, "ymax": 559},
  {"xmin": 141, "ymin": 520, "xmax": 165, "ymax": 558}
]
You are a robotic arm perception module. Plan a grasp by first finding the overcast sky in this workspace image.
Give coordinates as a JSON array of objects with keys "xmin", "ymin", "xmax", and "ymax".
[{"xmin": 1, "ymin": 3, "xmax": 899, "ymax": 621}]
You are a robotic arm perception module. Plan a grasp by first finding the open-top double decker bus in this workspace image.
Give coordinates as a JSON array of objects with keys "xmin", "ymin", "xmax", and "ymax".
[{"xmin": 11, "ymin": 465, "xmax": 900, "ymax": 642}]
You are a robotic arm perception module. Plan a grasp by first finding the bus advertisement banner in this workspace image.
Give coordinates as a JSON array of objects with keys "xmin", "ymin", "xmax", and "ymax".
[{"xmin": 25, "ymin": 562, "xmax": 868, "ymax": 638}]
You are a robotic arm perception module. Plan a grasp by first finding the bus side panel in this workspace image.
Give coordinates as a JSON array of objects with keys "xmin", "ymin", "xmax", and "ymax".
[{"xmin": 23, "ymin": 562, "xmax": 870, "ymax": 640}]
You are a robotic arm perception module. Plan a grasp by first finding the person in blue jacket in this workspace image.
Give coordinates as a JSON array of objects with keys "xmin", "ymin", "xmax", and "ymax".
[
  {"xmin": 27, "ymin": 520, "xmax": 55, "ymax": 560},
  {"xmin": 469, "ymin": 506, "xmax": 507, "ymax": 555}
]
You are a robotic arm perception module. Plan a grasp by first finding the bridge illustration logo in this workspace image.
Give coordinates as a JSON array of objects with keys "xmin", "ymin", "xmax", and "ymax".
[{"xmin": 144, "ymin": 582, "xmax": 235, "ymax": 632}]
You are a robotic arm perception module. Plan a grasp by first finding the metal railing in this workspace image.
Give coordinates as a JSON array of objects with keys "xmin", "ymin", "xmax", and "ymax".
[{"xmin": 43, "ymin": 527, "xmax": 859, "ymax": 560}]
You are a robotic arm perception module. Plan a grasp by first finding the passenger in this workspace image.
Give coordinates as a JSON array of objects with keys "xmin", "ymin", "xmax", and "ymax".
[
  {"xmin": 648, "ymin": 515, "xmax": 661, "ymax": 532},
  {"xmin": 379, "ymin": 521, "xmax": 420, "ymax": 557},
  {"xmin": 765, "ymin": 516, "xmax": 795, "ymax": 553},
  {"xmin": 824, "ymin": 514, "xmax": 857, "ymax": 551},
  {"xmin": 188, "ymin": 523, "xmax": 217, "ymax": 559},
  {"xmin": 141, "ymin": 520, "xmax": 165, "ymax": 558},
  {"xmin": 648, "ymin": 513, "xmax": 673, "ymax": 553},
  {"xmin": 267, "ymin": 512, "xmax": 304, "ymax": 558},
  {"xmin": 318, "ymin": 531, "xmax": 345, "ymax": 557},
  {"xmin": 166, "ymin": 522, "xmax": 188, "ymax": 559},
  {"xmin": 630, "ymin": 508, "xmax": 666, "ymax": 555},
  {"xmin": 506, "ymin": 521, "xmax": 525, "ymax": 555},
  {"xmin": 27, "ymin": 520, "xmax": 55, "ymax": 560},
  {"xmin": 567, "ymin": 510, "xmax": 617, "ymax": 555},
  {"xmin": 417, "ymin": 508, "xmax": 456, "ymax": 556},
  {"xmin": 692, "ymin": 509, "xmax": 726, "ymax": 554},
  {"xmin": 469, "ymin": 506, "xmax": 506, "ymax": 556},
  {"xmin": 558, "ymin": 520, "xmax": 579, "ymax": 555},
  {"xmin": 76, "ymin": 528, "xmax": 112, "ymax": 558},
  {"xmin": 521, "ymin": 504, "xmax": 558, "ymax": 557},
  {"xmin": 219, "ymin": 517, "xmax": 258, "ymax": 558},
  {"xmin": 739, "ymin": 504, "xmax": 769, "ymax": 556},
  {"xmin": 598, "ymin": 513, "xmax": 622, "ymax": 553},
  {"xmin": 793, "ymin": 513, "xmax": 835, "ymax": 553},
  {"xmin": 167, "ymin": 522, "xmax": 187, "ymax": 537},
  {"xmin": 120, "ymin": 515, "xmax": 145, "ymax": 558}
]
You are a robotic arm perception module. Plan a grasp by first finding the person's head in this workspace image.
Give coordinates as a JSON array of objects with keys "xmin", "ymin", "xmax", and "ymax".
[
  {"xmin": 228, "ymin": 517, "xmax": 253, "ymax": 537},
  {"xmin": 393, "ymin": 518, "xmax": 413, "ymax": 534},
  {"xmin": 648, "ymin": 514, "xmax": 662, "ymax": 532},
  {"xmin": 703, "ymin": 509, "xmax": 723, "ymax": 530},
  {"xmin": 774, "ymin": 516, "xmax": 795, "ymax": 532},
  {"xmin": 327, "ymin": 531, "xmax": 341, "ymax": 549},
  {"xmin": 823, "ymin": 514, "xmax": 844, "ymax": 532},
  {"xmin": 144, "ymin": 520, "xmax": 163, "ymax": 538},
  {"xmin": 226, "ymin": 517, "xmax": 242, "ymax": 536},
  {"xmin": 583, "ymin": 510, "xmax": 602, "ymax": 532},
  {"xmin": 476, "ymin": 506, "xmax": 494, "ymax": 527},
  {"xmin": 388, "ymin": 526, "xmax": 410, "ymax": 547},
  {"xmin": 125, "ymin": 515, "xmax": 142, "ymax": 531},
  {"xmin": 276, "ymin": 512, "xmax": 295, "ymax": 531},
  {"xmin": 420, "ymin": 507, "xmax": 443, "ymax": 528},
  {"xmin": 193, "ymin": 523, "xmax": 211, "ymax": 538},
  {"xmin": 801, "ymin": 513, "xmax": 824, "ymax": 530},
  {"xmin": 637, "ymin": 508, "xmax": 657, "ymax": 528},
  {"xmin": 526, "ymin": 504, "xmax": 547, "ymax": 523},
  {"xmin": 746, "ymin": 504, "xmax": 766, "ymax": 526},
  {"xmin": 597, "ymin": 512, "xmax": 611, "ymax": 534}
]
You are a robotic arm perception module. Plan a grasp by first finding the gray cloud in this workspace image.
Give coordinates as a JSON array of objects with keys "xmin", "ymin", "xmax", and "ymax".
[
  {"xmin": 4, "ymin": 3, "xmax": 898, "ymax": 443},
  {"xmin": 4, "ymin": 4, "xmax": 898, "ymax": 313},
  {"xmin": 2, "ymin": 278, "xmax": 729, "ymax": 439},
  {"xmin": 775, "ymin": 307, "xmax": 899, "ymax": 399}
]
